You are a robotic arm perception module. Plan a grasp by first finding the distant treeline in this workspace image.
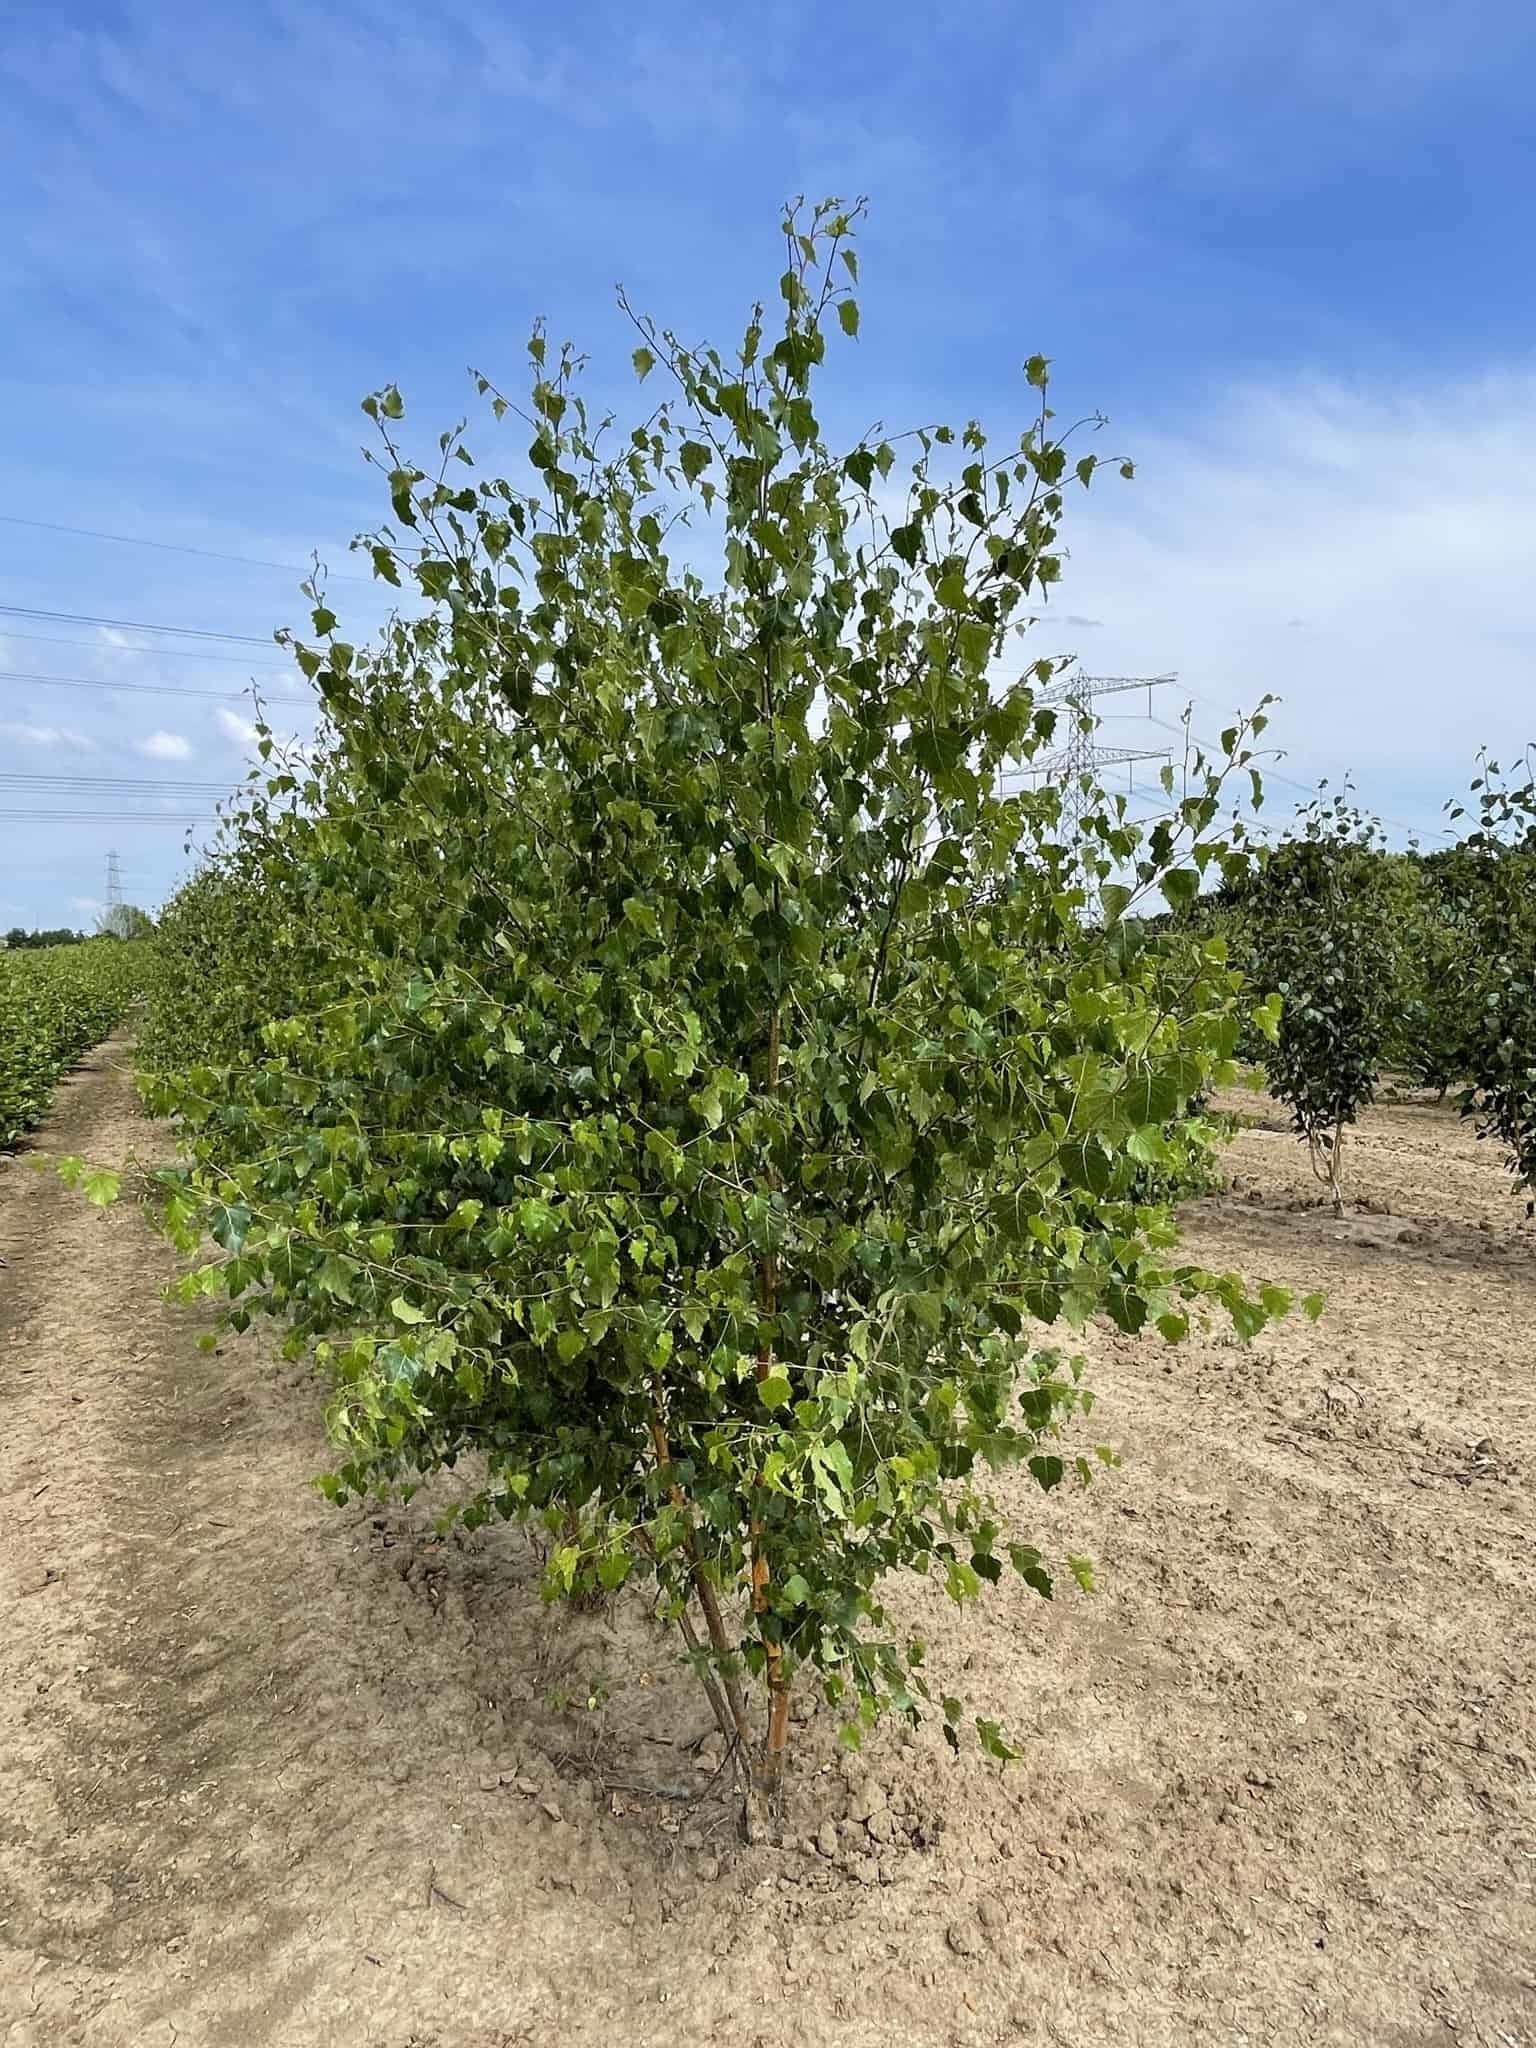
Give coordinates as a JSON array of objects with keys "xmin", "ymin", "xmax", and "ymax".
[
  {"xmin": 4, "ymin": 908, "xmax": 154, "ymax": 949},
  {"xmin": 3, "ymin": 927, "xmax": 89, "ymax": 950}
]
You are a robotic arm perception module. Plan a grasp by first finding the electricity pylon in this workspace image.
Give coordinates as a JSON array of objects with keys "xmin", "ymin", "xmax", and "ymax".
[
  {"xmin": 1034, "ymin": 673, "xmax": 1176, "ymax": 830},
  {"xmin": 105, "ymin": 850, "xmax": 123, "ymax": 909}
]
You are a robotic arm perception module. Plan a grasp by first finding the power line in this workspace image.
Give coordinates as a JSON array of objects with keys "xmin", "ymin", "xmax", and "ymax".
[
  {"xmin": 0, "ymin": 511, "xmax": 373, "ymax": 585},
  {"xmin": 1139, "ymin": 713, "xmax": 1317, "ymax": 798},
  {"xmin": 1173, "ymin": 687, "xmax": 1455, "ymax": 839},
  {"xmin": 0, "ymin": 667, "xmax": 309, "ymax": 704},
  {"xmin": 0, "ymin": 810, "xmax": 216, "ymax": 823},
  {"xmin": 0, "ymin": 627, "xmax": 292, "ymax": 670},
  {"xmin": 1138, "ymin": 712, "xmax": 1453, "ymax": 841},
  {"xmin": 0, "ymin": 772, "xmax": 234, "ymax": 794},
  {"xmin": 0, "ymin": 604, "xmax": 274, "ymax": 647}
]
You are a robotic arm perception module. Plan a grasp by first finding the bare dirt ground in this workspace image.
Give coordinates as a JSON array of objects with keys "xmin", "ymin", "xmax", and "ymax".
[{"xmin": 2, "ymin": 1047, "xmax": 1533, "ymax": 2048}]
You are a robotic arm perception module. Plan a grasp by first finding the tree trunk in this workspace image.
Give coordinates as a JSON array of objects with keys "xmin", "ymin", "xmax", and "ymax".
[
  {"xmin": 750, "ymin": 1004, "xmax": 792, "ymax": 1824},
  {"xmin": 675, "ymin": 1611, "xmax": 732, "ymax": 1745},
  {"xmin": 1309, "ymin": 1122, "xmax": 1346, "ymax": 1214},
  {"xmin": 647, "ymin": 1399, "xmax": 754, "ymax": 1756}
]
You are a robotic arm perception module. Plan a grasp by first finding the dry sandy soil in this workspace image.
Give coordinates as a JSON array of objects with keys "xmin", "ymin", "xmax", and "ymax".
[{"xmin": 1, "ymin": 1047, "xmax": 1533, "ymax": 2048}]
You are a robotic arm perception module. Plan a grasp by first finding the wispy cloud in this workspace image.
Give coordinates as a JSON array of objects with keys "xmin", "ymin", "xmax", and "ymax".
[
  {"xmin": 0, "ymin": 0, "xmax": 1531, "ymax": 926},
  {"xmin": 1051, "ymin": 366, "xmax": 1536, "ymax": 823},
  {"xmin": 2, "ymin": 720, "xmax": 95, "ymax": 749},
  {"xmin": 1022, "ymin": 0, "xmax": 1536, "ymax": 191}
]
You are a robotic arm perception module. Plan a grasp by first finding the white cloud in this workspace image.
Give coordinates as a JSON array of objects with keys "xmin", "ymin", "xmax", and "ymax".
[
  {"xmin": 2, "ymin": 721, "xmax": 94, "ymax": 749},
  {"xmin": 136, "ymin": 729, "xmax": 193, "ymax": 760},
  {"xmin": 214, "ymin": 705, "xmax": 262, "ymax": 747},
  {"xmin": 214, "ymin": 703, "xmax": 314, "ymax": 769},
  {"xmin": 1047, "ymin": 368, "xmax": 1536, "ymax": 835}
]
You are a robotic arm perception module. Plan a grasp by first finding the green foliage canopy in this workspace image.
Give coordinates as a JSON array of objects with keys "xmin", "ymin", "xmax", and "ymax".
[
  {"xmin": 0, "ymin": 940, "xmax": 150, "ymax": 1144},
  {"xmin": 1449, "ymin": 757, "xmax": 1536, "ymax": 1200},
  {"xmin": 1214, "ymin": 794, "xmax": 1399, "ymax": 1210},
  {"xmin": 145, "ymin": 202, "xmax": 1282, "ymax": 1805}
]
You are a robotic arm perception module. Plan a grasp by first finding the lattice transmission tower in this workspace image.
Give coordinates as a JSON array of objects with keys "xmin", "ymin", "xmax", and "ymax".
[
  {"xmin": 1035, "ymin": 673, "xmax": 1176, "ymax": 830},
  {"xmin": 105, "ymin": 849, "xmax": 124, "ymax": 910}
]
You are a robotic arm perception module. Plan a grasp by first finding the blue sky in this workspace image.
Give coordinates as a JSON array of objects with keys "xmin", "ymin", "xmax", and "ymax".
[{"xmin": 3, "ymin": 0, "xmax": 1535, "ymax": 926}]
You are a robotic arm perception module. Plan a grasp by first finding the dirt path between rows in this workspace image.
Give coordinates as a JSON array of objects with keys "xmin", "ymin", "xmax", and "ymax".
[{"xmin": 1, "ymin": 1049, "xmax": 1534, "ymax": 2047}]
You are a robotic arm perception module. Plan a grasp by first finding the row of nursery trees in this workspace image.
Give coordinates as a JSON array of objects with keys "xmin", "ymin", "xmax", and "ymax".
[
  {"xmin": 126, "ymin": 203, "xmax": 1533, "ymax": 1829},
  {"xmin": 1186, "ymin": 785, "xmax": 1536, "ymax": 1214}
]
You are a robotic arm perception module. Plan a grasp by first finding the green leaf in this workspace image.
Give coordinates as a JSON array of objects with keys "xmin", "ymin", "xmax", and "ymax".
[
  {"xmin": 390, "ymin": 1295, "xmax": 428, "ymax": 1326},
  {"xmin": 679, "ymin": 440, "xmax": 712, "ymax": 484},
  {"xmin": 1008, "ymin": 1545, "xmax": 1054, "ymax": 1598},
  {"xmin": 1252, "ymin": 992, "xmax": 1283, "ymax": 1044},
  {"xmin": 976, "ymin": 1717, "xmax": 1019, "ymax": 1762},
  {"xmin": 759, "ymin": 1371, "xmax": 792, "ymax": 1411},
  {"xmin": 837, "ymin": 298, "xmax": 860, "ymax": 339},
  {"xmin": 1119, "ymin": 1070, "xmax": 1184, "ymax": 1126},
  {"xmin": 632, "ymin": 347, "xmax": 656, "ymax": 381},
  {"xmin": 1125, "ymin": 1126, "xmax": 1167, "ymax": 1166},
  {"xmin": 598, "ymin": 1549, "xmax": 633, "ymax": 1591},
  {"xmin": 1099, "ymin": 882, "xmax": 1133, "ymax": 926},
  {"xmin": 1162, "ymin": 868, "xmax": 1200, "ymax": 907},
  {"xmin": 1058, "ymin": 1136, "xmax": 1114, "ymax": 1197},
  {"xmin": 1029, "ymin": 1455, "xmax": 1064, "ymax": 1493},
  {"xmin": 810, "ymin": 1441, "xmax": 854, "ymax": 1515},
  {"xmin": 81, "ymin": 1166, "xmax": 120, "ymax": 1207}
]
